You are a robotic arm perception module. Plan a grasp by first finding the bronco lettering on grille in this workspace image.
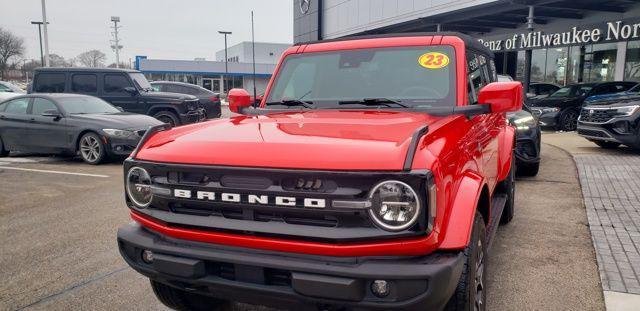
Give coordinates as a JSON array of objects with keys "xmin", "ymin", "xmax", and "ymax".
[{"xmin": 172, "ymin": 189, "xmax": 326, "ymax": 208}]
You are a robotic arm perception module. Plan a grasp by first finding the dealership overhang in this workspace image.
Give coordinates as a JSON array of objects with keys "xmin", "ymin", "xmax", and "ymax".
[{"xmin": 294, "ymin": 0, "xmax": 640, "ymax": 87}]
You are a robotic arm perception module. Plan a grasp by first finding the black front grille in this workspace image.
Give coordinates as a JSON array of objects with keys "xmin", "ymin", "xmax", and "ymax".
[
  {"xmin": 580, "ymin": 108, "xmax": 618, "ymax": 123},
  {"xmin": 578, "ymin": 128, "xmax": 609, "ymax": 138},
  {"xmin": 127, "ymin": 160, "xmax": 433, "ymax": 242}
]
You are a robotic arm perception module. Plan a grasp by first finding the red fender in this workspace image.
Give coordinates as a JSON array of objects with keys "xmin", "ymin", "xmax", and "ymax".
[
  {"xmin": 497, "ymin": 125, "xmax": 516, "ymax": 183},
  {"xmin": 438, "ymin": 171, "xmax": 485, "ymax": 250}
]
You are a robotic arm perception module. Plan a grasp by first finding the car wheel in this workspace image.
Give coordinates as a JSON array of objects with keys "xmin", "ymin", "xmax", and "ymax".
[
  {"xmin": 444, "ymin": 211, "xmax": 487, "ymax": 311},
  {"xmin": 0, "ymin": 136, "xmax": 9, "ymax": 157},
  {"xmin": 153, "ymin": 111, "xmax": 180, "ymax": 127},
  {"xmin": 594, "ymin": 141, "xmax": 621, "ymax": 149},
  {"xmin": 151, "ymin": 280, "xmax": 228, "ymax": 311},
  {"xmin": 517, "ymin": 162, "xmax": 540, "ymax": 177},
  {"xmin": 559, "ymin": 109, "xmax": 579, "ymax": 131},
  {"xmin": 78, "ymin": 132, "xmax": 106, "ymax": 165}
]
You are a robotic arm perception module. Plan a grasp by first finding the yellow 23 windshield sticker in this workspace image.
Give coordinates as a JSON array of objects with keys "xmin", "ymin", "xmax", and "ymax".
[{"xmin": 418, "ymin": 52, "xmax": 450, "ymax": 69}]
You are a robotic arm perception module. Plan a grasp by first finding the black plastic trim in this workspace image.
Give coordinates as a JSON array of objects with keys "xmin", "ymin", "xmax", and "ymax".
[
  {"xmin": 130, "ymin": 123, "xmax": 172, "ymax": 159},
  {"xmin": 403, "ymin": 125, "xmax": 429, "ymax": 171}
]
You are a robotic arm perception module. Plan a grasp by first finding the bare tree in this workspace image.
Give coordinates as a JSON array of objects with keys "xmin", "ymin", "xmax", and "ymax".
[
  {"xmin": 77, "ymin": 50, "xmax": 106, "ymax": 67},
  {"xmin": 0, "ymin": 27, "xmax": 25, "ymax": 79},
  {"xmin": 49, "ymin": 53, "xmax": 73, "ymax": 67}
]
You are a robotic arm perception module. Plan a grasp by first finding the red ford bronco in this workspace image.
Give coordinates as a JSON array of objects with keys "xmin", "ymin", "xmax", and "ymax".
[{"xmin": 117, "ymin": 32, "xmax": 522, "ymax": 310}]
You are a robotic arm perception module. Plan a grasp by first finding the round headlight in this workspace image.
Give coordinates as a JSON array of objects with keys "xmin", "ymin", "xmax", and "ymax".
[
  {"xmin": 368, "ymin": 180, "xmax": 420, "ymax": 232},
  {"xmin": 126, "ymin": 167, "xmax": 153, "ymax": 207}
]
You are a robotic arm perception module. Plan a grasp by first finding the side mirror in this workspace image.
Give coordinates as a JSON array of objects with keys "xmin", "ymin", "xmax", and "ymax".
[
  {"xmin": 478, "ymin": 82, "xmax": 523, "ymax": 113},
  {"xmin": 116, "ymin": 106, "xmax": 124, "ymax": 112},
  {"xmin": 228, "ymin": 88, "xmax": 252, "ymax": 114},
  {"xmin": 123, "ymin": 87, "xmax": 138, "ymax": 95},
  {"xmin": 42, "ymin": 109, "xmax": 62, "ymax": 119}
]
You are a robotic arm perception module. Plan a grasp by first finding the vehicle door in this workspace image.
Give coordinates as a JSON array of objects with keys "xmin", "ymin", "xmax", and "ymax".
[
  {"xmin": 26, "ymin": 97, "xmax": 69, "ymax": 152},
  {"xmin": 101, "ymin": 73, "xmax": 142, "ymax": 113},
  {"xmin": 467, "ymin": 52, "xmax": 501, "ymax": 190},
  {"xmin": 0, "ymin": 97, "xmax": 32, "ymax": 150}
]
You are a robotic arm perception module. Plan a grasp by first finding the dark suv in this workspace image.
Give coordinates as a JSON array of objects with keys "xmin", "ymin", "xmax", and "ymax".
[{"xmin": 30, "ymin": 68, "xmax": 205, "ymax": 126}]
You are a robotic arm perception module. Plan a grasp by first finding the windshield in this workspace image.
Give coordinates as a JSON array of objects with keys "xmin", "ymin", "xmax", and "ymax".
[
  {"xmin": 58, "ymin": 96, "xmax": 120, "ymax": 114},
  {"xmin": 130, "ymin": 73, "xmax": 153, "ymax": 91},
  {"xmin": 265, "ymin": 45, "xmax": 456, "ymax": 108},
  {"xmin": 549, "ymin": 85, "xmax": 593, "ymax": 98}
]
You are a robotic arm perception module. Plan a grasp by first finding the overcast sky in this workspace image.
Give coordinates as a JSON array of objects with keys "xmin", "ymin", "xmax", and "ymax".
[{"xmin": 0, "ymin": 0, "xmax": 293, "ymax": 65}]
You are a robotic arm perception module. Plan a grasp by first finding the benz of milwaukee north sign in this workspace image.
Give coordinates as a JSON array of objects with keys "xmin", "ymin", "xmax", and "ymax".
[{"xmin": 479, "ymin": 18, "xmax": 640, "ymax": 52}]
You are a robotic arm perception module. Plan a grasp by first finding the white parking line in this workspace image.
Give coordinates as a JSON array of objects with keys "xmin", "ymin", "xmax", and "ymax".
[{"xmin": 0, "ymin": 166, "xmax": 110, "ymax": 178}]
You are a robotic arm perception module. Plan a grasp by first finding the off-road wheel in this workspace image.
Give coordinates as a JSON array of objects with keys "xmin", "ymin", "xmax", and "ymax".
[
  {"xmin": 151, "ymin": 280, "xmax": 229, "ymax": 311},
  {"xmin": 0, "ymin": 136, "xmax": 8, "ymax": 157},
  {"xmin": 444, "ymin": 211, "xmax": 487, "ymax": 311},
  {"xmin": 517, "ymin": 162, "xmax": 539, "ymax": 177},
  {"xmin": 154, "ymin": 111, "xmax": 180, "ymax": 127},
  {"xmin": 558, "ymin": 109, "xmax": 579, "ymax": 131},
  {"xmin": 594, "ymin": 141, "xmax": 621, "ymax": 149},
  {"xmin": 78, "ymin": 132, "xmax": 106, "ymax": 165}
]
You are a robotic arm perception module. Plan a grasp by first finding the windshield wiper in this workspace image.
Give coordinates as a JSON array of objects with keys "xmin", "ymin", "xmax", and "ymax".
[
  {"xmin": 338, "ymin": 98, "xmax": 409, "ymax": 108},
  {"xmin": 264, "ymin": 99, "xmax": 315, "ymax": 109}
]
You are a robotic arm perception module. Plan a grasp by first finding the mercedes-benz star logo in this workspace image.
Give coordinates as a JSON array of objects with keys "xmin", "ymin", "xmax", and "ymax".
[{"xmin": 300, "ymin": 0, "xmax": 311, "ymax": 14}]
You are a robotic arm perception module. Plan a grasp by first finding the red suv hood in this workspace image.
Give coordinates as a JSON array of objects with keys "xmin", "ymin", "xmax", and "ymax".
[{"xmin": 136, "ymin": 110, "xmax": 440, "ymax": 170}]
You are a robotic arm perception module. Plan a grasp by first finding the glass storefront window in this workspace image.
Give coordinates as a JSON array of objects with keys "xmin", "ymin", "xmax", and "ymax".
[
  {"xmin": 625, "ymin": 40, "xmax": 640, "ymax": 81},
  {"xmin": 545, "ymin": 47, "xmax": 568, "ymax": 85},
  {"xmin": 566, "ymin": 46, "xmax": 583, "ymax": 85},
  {"xmin": 530, "ymin": 49, "xmax": 546, "ymax": 82},
  {"xmin": 583, "ymin": 43, "xmax": 617, "ymax": 82}
]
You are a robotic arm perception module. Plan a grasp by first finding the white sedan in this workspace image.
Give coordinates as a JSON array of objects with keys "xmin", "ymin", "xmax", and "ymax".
[{"xmin": 0, "ymin": 81, "xmax": 25, "ymax": 102}]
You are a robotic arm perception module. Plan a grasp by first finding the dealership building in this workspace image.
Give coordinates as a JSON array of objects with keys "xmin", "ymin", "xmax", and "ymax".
[
  {"xmin": 294, "ymin": 0, "xmax": 640, "ymax": 86},
  {"xmin": 136, "ymin": 42, "xmax": 290, "ymax": 95}
]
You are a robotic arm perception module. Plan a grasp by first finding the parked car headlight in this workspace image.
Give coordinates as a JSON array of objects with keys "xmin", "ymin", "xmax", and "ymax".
[
  {"xmin": 512, "ymin": 115, "xmax": 536, "ymax": 131},
  {"xmin": 368, "ymin": 180, "xmax": 420, "ymax": 232},
  {"xmin": 614, "ymin": 105, "xmax": 640, "ymax": 116},
  {"xmin": 103, "ymin": 129, "xmax": 134, "ymax": 138},
  {"xmin": 126, "ymin": 167, "xmax": 153, "ymax": 208}
]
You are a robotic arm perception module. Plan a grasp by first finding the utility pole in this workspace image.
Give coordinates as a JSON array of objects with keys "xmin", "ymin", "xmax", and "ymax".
[
  {"xmin": 110, "ymin": 16, "xmax": 123, "ymax": 68},
  {"xmin": 30, "ymin": 21, "xmax": 47, "ymax": 65},
  {"xmin": 40, "ymin": 0, "xmax": 50, "ymax": 67},
  {"xmin": 218, "ymin": 31, "xmax": 232, "ymax": 95},
  {"xmin": 22, "ymin": 59, "xmax": 29, "ymax": 84},
  {"xmin": 251, "ymin": 11, "xmax": 257, "ymax": 105}
]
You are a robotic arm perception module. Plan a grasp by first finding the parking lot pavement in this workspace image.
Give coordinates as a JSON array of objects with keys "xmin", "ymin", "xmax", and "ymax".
[
  {"xmin": 544, "ymin": 131, "xmax": 640, "ymax": 310},
  {"xmin": 0, "ymin": 131, "xmax": 604, "ymax": 310}
]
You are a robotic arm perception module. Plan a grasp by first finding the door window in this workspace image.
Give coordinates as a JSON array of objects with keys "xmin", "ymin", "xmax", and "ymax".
[
  {"xmin": 104, "ymin": 74, "xmax": 133, "ymax": 94},
  {"xmin": 34, "ymin": 73, "xmax": 66, "ymax": 93},
  {"xmin": 31, "ymin": 98, "xmax": 59, "ymax": 115},
  {"xmin": 3, "ymin": 98, "xmax": 30, "ymax": 114},
  {"xmin": 71, "ymin": 74, "xmax": 98, "ymax": 93}
]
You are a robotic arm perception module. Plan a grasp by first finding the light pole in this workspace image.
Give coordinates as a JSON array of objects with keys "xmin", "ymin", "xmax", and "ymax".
[
  {"xmin": 110, "ymin": 16, "xmax": 122, "ymax": 68},
  {"xmin": 251, "ymin": 11, "xmax": 257, "ymax": 105},
  {"xmin": 218, "ymin": 30, "xmax": 232, "ymax": 95},
  {"xmin": 40, "ymin": 0, "xmax": 50, "ymax": 67},
  {"xmin": 30, "ymin": 21, "xmax": 47, "ymax": 66}
]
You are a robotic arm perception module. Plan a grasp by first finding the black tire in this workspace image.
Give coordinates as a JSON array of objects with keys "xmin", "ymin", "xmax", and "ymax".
[
  {"xmin": 0, "ymin": 136, "xmax": 8, "ymax": 157},
  {"xmin": 154, "ymin": 111, "xmax": 180, "ymax": 127},
  {"xmin": 150, "ymin": 280, "xmax": 228, "ymax": 311},
  {"xmin": 498, "ymin": 155, "xmax": 515, "ymax": 225},
  {"xmin": 517, "ymin": 161, "xmax": 539, "ymax": 177},
  {"xmin": 78, "ymin": 132, "xmax": 107, "ymax": 165},
  {"xmin": 444, "ymin": 211, "xmax": 487, "ymax": 311},
  {"xmin": 558, "ymin": 109, "xmax": 579, "ymax": 131},
  {"xmin": 594, "ymin": 141, "xmax": 621, "ymax": 149}
]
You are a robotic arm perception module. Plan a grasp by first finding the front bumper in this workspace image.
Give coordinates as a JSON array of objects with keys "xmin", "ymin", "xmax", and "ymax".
[
  {"xmin": 204, "ymin": 103, "xmax": 222, "ymax": 119},
  {"xmin": 179, "ymin": 108, "xmax": 206, "ymax": 124},
  {"xmin": 118, "ymin": 222, "xmax": 464, "ymax": 310},
  {"xmin": 577, "ymin": 117, "xmax": 640, "ymax": 148},
  {"xmin": 514, "ymin": 127, "xmax": 541, "ymax": 164},
  {"xmin": 105, "ymin": 136, "xmax": 141, "ymax": 156},
  {"xmin": 537, "ymin": 111, "xmax": 559, "ymax": 127}
]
